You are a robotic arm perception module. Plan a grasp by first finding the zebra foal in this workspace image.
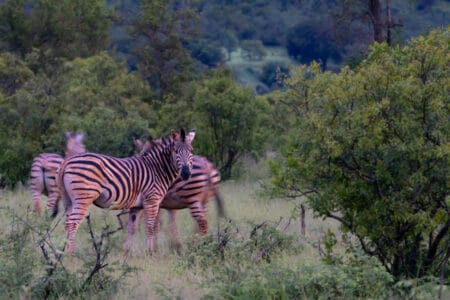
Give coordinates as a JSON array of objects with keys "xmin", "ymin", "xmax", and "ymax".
[
  {"xmin": 29, "ymin": 132, "xmax": 86, "ymax": 217},
  {"xmin": 58, "ymin": 129, "xmax": 195, "ymax": 254}
]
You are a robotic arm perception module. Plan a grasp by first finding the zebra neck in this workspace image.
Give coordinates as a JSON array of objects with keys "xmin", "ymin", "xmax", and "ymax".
[{"xmin": 141, "ymin": 144, "xmax": 179, "ymax": 184}]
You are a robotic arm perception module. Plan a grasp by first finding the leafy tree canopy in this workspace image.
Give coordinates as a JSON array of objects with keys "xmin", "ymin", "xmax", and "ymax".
[
  {"xmin": 0, "ymin": 0, "xmax": 111, "ymax": 61},
  {"xmin": 0, "ymin": 52, "xmax": 152, "ymax": 186},
  {"xmin": 192, "ymin": 69, "xmax": 270, "ymax": 178},
  {"xmin": 271, "ymin": 27, "xmax": 449, "ymax": 279},
  {"xmin": 131, "ymin": 0, "xmax": 199, "ymax": 99}
]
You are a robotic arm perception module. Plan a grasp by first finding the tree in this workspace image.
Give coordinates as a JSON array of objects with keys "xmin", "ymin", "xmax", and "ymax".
[
  {"xmin": 286, "ymin": 18, "xmax": 342, "ymax": 70},
  {"xmin": 332, "ymin": 0, "xmax": 401, "ymax": 46},
  {"xmin": 0, "ymin": 0, "xmax": 111, "ymax": 64},
  {"xmin": 0, "ymin": 52, "xmax": 34, "ymax": 95},
  {"xmin": 192, "ymin": 69, "xmax": 270, "ymax": 178},
  {"xmin": 186, "ymin": 39, "xmax": 225, "ymax": 67},
  {"xmin": 271, "ymin": 27, "xmax": 449, "ymax": 279},
  {"xmin": 0, "ymin": 0, "xmax": 31, "ymax": 54},
  {"xmin": 0, "ymin": 53, "xmax": 152, "ymax": 185},
  {"xmin": 31, "ymin": 0, "xmax": 112, "ymax": 59},
  {"xmin": 46, "ymin": 53, "xmax": 153, "ymax": 156},
  {"xmin": 131, "ymin": 0, "xmax": 199, "ymax": 100}
]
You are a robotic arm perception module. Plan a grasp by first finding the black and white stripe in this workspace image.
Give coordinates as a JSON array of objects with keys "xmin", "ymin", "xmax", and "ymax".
[{"xmin": 59, "ymin": 129, "xmax": 195, "ymax": 254}]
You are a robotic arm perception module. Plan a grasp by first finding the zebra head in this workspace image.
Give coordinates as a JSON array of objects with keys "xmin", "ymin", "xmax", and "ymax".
[
  {"xmin": 171, "ymin": 128, "xmax": 195, "ymax": 181},
  {"xmin": 64, "ymin": 132, "xmax": 86, "ymax": 157}
]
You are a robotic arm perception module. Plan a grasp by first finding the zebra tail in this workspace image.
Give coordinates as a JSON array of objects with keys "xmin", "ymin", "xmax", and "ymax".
[
  {"xmin": 214, "ymin": 188, "xmax": 225, "ymax": 218},
  {"xmin": 56, "ymin": 162, "xmax": 71, "ymax": 212}
]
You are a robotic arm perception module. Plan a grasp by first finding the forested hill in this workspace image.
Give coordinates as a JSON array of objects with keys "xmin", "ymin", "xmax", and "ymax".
[{"xmin": 109, "ymin": 0, "xmax": 450, "ymax": 90}]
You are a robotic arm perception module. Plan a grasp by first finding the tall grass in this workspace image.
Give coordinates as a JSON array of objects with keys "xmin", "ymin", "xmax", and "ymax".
[{"xmin": 0, "ymin": 176, "xmax": 447, "ymax": 299}]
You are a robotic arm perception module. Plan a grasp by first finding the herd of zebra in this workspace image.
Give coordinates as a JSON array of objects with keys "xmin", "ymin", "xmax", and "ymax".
[{"xmin": 29, "ymin": 129, "xmax": 225, "ymax": 255}]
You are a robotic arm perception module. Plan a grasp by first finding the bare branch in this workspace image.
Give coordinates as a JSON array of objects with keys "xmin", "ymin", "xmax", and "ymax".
[
  {"xmin": 326, "ymin": 213, "xmax": 352, "ymax": 229},
  {"xmin": 285, "ymin": 188, "xmax": 318, "ymax": 199},
  {"xmin": 82, "ymin": 214, "xmax": 122, "ymax": 288}
]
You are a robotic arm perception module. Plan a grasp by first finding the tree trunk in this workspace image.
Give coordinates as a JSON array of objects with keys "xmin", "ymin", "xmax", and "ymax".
[
  {"xmin": 386, "ymin": 0, "xmax": 392, "ymax": 45},
  {"xmin": 300, "ymin": 203, "xmax": 306, "ymax": 236},
  {"xmin": 221, "ymin": 149, "xmax": 236, "ymax": 179},
  {"xmin": 369, "ymin": 0, "xmax": 384, "ymax": 43}
]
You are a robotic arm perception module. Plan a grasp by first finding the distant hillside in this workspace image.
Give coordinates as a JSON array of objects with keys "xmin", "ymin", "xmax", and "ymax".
[{"xmin": 109, "ymin": 0, "xmax": 450, "ymax": 93}]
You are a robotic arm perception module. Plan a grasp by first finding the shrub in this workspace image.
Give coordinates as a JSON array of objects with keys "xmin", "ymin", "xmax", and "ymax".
[
  {"xmin": 272, "ymin": 27, "xmax": 450, "ymax": 279},
  {"xmin": 204, "ymin": 251, "xmax": 396, "ymax": 299},
  {"xmin": 179, "ymin": 219, "xmax": 296, "ymax": 269},
  {"xmin": 0, "ymin": 207, "xmax": 134, "ymax": 299}
]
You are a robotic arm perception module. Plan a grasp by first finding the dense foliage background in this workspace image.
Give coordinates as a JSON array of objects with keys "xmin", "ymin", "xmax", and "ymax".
[{"xmin": 0, "ymin": 0, "xmax": 448, "ymax": 293}]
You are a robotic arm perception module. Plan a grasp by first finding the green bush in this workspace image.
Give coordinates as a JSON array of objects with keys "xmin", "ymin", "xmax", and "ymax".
[
  {"xmin": 0, "ymin": 52, "xmax": 153, "ymax": 185},
  {"xmin": 272, "ymin": 27, "xmax": 450, "ymax": 279},
  {"xmin": 0, "ymin": 207, "xmax": 134, "ymax": 299},
  {"xmin": 0, "ymin": 211, "xmax": 37, "ymax": 298},
  {"xmin": 191, "ymin": 223, "xmax": 397, "ymax": 299},
  {"xmin": 179, "ymin": 220, "xmax": 296, "ymax": 270},
  {"xmin": 192, "ymin": 69, "xmax": 270, "ymax": 178},
  {"xmin": 205, "ymin": 260, "xmax": 394, "ymax": 300}
]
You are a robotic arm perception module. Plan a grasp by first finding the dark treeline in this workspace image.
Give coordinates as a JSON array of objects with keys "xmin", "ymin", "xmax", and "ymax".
[{"xmin": 0, "ymin": 0, "xmax": 448, "ymax": 282}]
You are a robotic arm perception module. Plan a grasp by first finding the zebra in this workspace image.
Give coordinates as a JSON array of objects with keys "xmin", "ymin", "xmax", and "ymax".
[
  {"xmin": 123, "ymin": 138, "xmax": 224, "ymax": 251},
  {"xmin": 58, "ymin": 129, "xmax": 195, "ymax": 254},
  {"xmin": 29, "ymin": 132, "xmax": 86, "ymax": 217}
]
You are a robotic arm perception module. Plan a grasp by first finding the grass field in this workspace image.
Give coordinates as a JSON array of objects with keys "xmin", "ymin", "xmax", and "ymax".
[
  {"xmin": 0, "ymin": 176, "xmax": 344, "ymax": 299},
  {"xmin": 1, "ymin": 175, "xmax": 447, "ymax": 299}
]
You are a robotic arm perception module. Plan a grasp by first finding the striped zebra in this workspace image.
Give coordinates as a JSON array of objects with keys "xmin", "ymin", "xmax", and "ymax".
[
  {"xmin": 29, "ymin": 132, "xmax": 86, "ymax": 217},
  {"xmin": 58, "ymin": 129, "xmax": 195, "ymax": 254},
  {"xmin": 123, "ymin": 138, "xmax": 224, "ymax": 250}
]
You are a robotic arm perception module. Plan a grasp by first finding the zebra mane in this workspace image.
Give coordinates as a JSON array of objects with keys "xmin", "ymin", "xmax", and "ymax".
[
  {"xmin": 136, "ymin": 136, "xmax": 173, "ymax": 157},
  {"xmin": 136, "ymin": 135, "xmax": 175, "ymax": 155},
  {"xmin": 135, "ymin": 128, "xmax": 192, "ymax": 155}
]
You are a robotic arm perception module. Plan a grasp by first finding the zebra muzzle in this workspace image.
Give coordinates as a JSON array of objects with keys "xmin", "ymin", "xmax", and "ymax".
[{"xmin": 180, "ymin": 165, "xmax": 191, "ymax": 181}]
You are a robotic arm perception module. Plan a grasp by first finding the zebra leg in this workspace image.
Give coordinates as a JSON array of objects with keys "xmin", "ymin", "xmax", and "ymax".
[
  {"xmin": 143, "ymin": 199, "xmax": 161, "ymax": 253},
  {"xmin": 124, "ymin": 208, "xmax": 143, "ymax": 256},
  {"xmin": 31, "ymin": 188, "xmax": 43, "ymax": 214},
  {"xmin": 153, "ymin": 210, "xmax": 162, "ymax": 252},
  {"xmin": 189, "ymin": 201, "xmax": 208, "ymax": 235},
  {"xmin": 64, "ymin": 199, "xmax": 94, "ymax": 254},
  {"xmin": 167, "ymin": 210, "xmax": 181, "ymax": 252},
  {"xmin": 46, "ymin": 192, "xmax": 60, "ymax": 219},
  {"xmin": 44, "ymin": 172, "xmax": 60, "ymax": 218},
  {"xmin": 30, "ymin": 170, "xmax": 44, "ymax": 214}
]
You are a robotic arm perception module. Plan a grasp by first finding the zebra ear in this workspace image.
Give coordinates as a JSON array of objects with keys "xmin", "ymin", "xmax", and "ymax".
[
  {"xmin": 180, "ymin": 128, "xmax": 186, "ymax": 142},
  {"xmin": 75, "ymin": 133, "xmax": 85, "ymax": 143},
  {"xmin": 186, "ymin": 129, "xmax": 196, "ymax": 144},
  {"xmin": 171, "ymin": 129, "xmax": 180, "ymax": 141},
  {"xmin": 147, "ymin": 136, "xmax": 156, "ymax": 146},
  {"xmin": 134, "ymin": 138, "xmax": 143, "ymax": 150}
]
